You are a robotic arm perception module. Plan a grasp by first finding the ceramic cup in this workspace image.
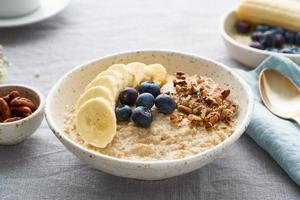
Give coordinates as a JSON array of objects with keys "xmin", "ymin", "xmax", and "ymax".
[{"xmin": 0, "ymin": 0, "xmax": 41, "ymax": 18}]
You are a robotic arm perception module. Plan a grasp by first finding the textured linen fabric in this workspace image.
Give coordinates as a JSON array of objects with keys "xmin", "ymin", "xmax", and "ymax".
[
  {"xmin": 0, "ymin": 0, "xmax": 300, "ymax": 199},
  {"xmin": 236, "ymin": 55, "xmax": 300, "ymax": 186}
]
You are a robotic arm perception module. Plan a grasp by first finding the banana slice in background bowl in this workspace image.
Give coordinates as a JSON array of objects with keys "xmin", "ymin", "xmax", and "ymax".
[{"xmin": 45, "ymin": 50, "xmax": 253, "ymax": 180}]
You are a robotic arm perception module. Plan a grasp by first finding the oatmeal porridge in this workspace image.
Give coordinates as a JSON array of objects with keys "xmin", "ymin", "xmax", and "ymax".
[{"xmin": 64, "ymin": 63, "xmax": 238, "ymax": 161}]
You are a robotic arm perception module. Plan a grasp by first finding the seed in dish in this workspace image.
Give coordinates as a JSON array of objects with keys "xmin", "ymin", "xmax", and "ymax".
[{"xmin": 64, "ymin": 63, "xmax": 239, "ymax": 160}]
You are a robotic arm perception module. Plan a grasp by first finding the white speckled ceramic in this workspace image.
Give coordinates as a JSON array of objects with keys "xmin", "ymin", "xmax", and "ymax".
[
  {"xmin": 0, "ymin": 0, "xmax": 70, "ymax": 28},
  {"xmin": 220, "ymin": 10, "xmax": 300, "ymax": 68},
  {"xmin": 0, "ymin": 0, "xmax": 40, "ymax": 18},
  {"xmin": 0, "ymin": 84, "xmax": 45, "ymax": 145},
  {"xmin": 45, "ymin": 50, "xmax": 253, "ymax": 180}
]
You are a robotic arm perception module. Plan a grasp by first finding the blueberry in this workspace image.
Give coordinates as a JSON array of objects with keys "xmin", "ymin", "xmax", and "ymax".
[
  {"xmin": 265, "ymin": 48, "xmax": 278, "ymax": 52},
  {"xmin": 284, "ymin": 31, "xmax": 296, "ymax": 44},
  {"xmin": 139, "ymin": 81, "xmax": 160, "ymax": 97},
  {"xmin": 251, "ymin": 31, "xmax": 263, "ymax": 42},
  {"xmin": 295, "ymin": 32, "xmax": 300, "ymax": 45},
  {"xmin": 280, "ymin": 48, "xmax": 294, "ymax": 54},
  {"xmin": 132, "ymin": 106, "xmax": 153, "ymax": 127},
  {"xmin": 274, "ymin": 34, "xmax": 285, "ymax": 48},
  {"xmin": 155, "ymin": 94, "xmax": 176, "ymax": 114},
  {"xmin": 235, "ymin": 21, "xmax": 252, "ymax": 34},
  {"xmin": 249, "ymin": 41, "xmax": 263, "ymax": 50},
  {"xmin": 119, "ymin": 87, "xmax": 138, "ymax": 106},
  {"xmin": 115, "ymin": 105, "xmax": 132, "ymax": 121},
  {"xmin": 255, "ymin": 24, "xmax": 269, "ymax": 32},
  {"xmin": 271, "ymin": 27, "xmax": 284, "ymax": 35},
  {"xmin": 259, "ymin": 31, "xmax": 275, "ymax": 48},
  {"xmin": 136, "ymin": 93, "xmax": 155, "ymax": 109}
]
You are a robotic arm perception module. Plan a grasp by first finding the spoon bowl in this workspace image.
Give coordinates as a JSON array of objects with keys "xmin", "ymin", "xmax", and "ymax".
[{"xmin": 259, "ymin": 68, "xmax": 300, "ymax": 124}]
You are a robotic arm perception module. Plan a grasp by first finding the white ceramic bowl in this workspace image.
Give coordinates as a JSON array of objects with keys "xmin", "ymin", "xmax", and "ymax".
[
  {"xmin": 0, "ymin": 0, "xmax": 40, "ymax": 18},
  {"xmin": 220, "ymin": 10, "xmax": 300, "ymax": 68},
  {"xmin": 45, "ymin": 50, "xmax": 253, "ymax": 180},
  {"xmin": 0, "ymin": 84, "xmax": 45, "ymax": 145}
]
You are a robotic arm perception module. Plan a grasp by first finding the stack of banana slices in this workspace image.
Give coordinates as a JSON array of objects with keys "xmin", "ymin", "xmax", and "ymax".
[{"xmin": 75, "ymin": 62, "xmax": 168, "ymax": 148}]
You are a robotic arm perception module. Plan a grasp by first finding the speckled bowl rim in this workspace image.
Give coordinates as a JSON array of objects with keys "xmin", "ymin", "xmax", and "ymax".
[
  {"xmin": 0, "ymin": 84, "xmax": 45, "ymax": 126},
  {"xmin": 219, "ymin": 9, "xmax": 300, "ymax": 59},
  {"xmin": 45, "ymin": 50, "xmax": 254, "ymax": 165}
]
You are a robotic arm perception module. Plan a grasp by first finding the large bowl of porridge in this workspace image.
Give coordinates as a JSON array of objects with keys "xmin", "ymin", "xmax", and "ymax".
[{"xmin": 45, "ymin": 50, "xmax": 253, "ymax": 180}]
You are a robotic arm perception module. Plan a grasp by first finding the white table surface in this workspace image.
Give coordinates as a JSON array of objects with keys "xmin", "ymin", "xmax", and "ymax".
[{"xmin": 0, "ymin": 0, "xmax": 299, "ymax": 199}]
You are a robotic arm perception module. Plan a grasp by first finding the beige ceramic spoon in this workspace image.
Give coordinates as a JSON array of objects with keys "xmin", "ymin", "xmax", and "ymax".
[{"xmin": 259, "ymin": 68, "xmax": 300, "ymax": 124}]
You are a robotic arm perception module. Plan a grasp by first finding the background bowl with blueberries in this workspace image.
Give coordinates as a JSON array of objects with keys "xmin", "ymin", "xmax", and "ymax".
[
  {"xmin": 236, "ymin": 21, "xmax": 300, "ymax": 54},
  {"xmin": 220, "ymin": 10, "xmax": 300, "ymax": 68}
]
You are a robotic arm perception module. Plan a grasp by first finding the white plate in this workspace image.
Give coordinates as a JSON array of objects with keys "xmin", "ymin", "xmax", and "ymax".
[
  {"xmin": 45, "ymin": 50, "xmax": 253, "ymax": 180},
  {"xmin": 0, "ymin": 0, "xmax": 70, "ymax": 27},
  {"xmin": 220, "ymin": 9, "xmax": 300, "ymax": 68}
]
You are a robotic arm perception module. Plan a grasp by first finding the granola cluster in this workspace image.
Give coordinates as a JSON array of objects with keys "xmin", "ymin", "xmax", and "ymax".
[{"xmin": 165, "ymin": 71, "xmax": 238, "ymax": 130}]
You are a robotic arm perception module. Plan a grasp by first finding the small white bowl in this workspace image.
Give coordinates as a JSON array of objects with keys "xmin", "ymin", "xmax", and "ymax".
[
  {"xmin": 0, "ymin": 0, "xmax": 40, "ymax": 18},
  {"xmin": 0, "ymin": 84, "xmax": 45, "ymax": 145},
  {"xmin": 220, "ymin": 9, "xmax": 300, "ymax": 68},
  {"xmin": 45, "ymin": 50, "xmax": 253, "ymax": 180}
]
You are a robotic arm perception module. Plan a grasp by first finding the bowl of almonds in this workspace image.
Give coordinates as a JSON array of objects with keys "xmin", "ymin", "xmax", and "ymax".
[{"xmin": 0, "ymin": 84, "xmax": 45, "ymax": 145}]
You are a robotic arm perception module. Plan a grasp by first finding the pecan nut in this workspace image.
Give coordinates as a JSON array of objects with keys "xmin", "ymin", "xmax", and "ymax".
[
  {"xmin": 221, "ymin": 89, "xmax": 230, "ymax": 99},
  {"xmin": 0, "ymin": 97, "xmax": 11, "ymax": 120},
  {"xmin": 178, "ymin": 105, "xmax": 192, "ymax": 115},
  {"xmin": 206, "ymin": 112, "xmax": 220, "ymax": 125},
  {"xmin": 173, "ymin": 79, "xmax": 187, "ymax": 86},
  {"xmin": 3, "ymin": 95, "xmax": 9, "ymax": 102},
  {"xmin": 3, "ymin": 90, "xmax": 21, "ymax": 103},
  {"xmin": 175, "ymin": 71, "xmax": 186, "ymax": 76},
  {"xmin": 188, "ymin": 84, "xmax": 197, "ymax": 94},
  {"xmin": 188, "ymin": 114, "xmax": 202, "ymax": 121},
  {"xmin": 10, "ymin": 106, "xmax": 33, "ymax": 117},
  {"xmin": 10, "ymin": 97, "xmax": 36, "ymax": 111},
  {"xmin": 170, "ymin": 113, "xmax": 178, "ymax": 122},
  {"xmin": 3, "ymin": 117, "xmax": 23, "ymax": 123},
  {"xmin": 221, "ymin": 109, "xmax": 234, "ymax": 122},
  {"xmin": 175, "ymin": 71, "xmax": 186, "ymax": 80},
  {"xmin": 204, "ymin": 97, "xmax": 217, "ymax": 106},
  {"xmin": 188, "ymin": 114, "xmax": 204, "ymax": 127}
]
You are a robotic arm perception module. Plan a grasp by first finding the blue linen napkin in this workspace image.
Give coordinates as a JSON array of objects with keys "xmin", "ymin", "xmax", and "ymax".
[{"xmin": 235, "ymin": 54, "xmax": 300, "ymax": 186}]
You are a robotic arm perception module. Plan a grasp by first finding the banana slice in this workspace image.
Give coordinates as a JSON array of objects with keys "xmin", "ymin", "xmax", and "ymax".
[
  {"xmin": 96, "ymin": 70, "xmax": 124, "ymax": 89},
  {"xmin": 85, "ymin": 75, "xmax": 119, "ymax": 99},
  {"xmin": 236, "ymin": 0, "xmax": 300, "ymax": 32},
  {"xmin": 144, "ymin": 64, "xmax": 167, "ymax": 85},
  {"xmin": 107, "ymin": 64, "xmax": 132, "ymax": 87},
  {"xmin": 75, "ymin": 97, "xmax": 116, "ymax": 148},
  {"xmin": 126, "ymin": 62, "xmax": 146, "ymax": 87},
  {"xmin": 76, "ymin": 86, "xmax": 115, "ymax": 110}
]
